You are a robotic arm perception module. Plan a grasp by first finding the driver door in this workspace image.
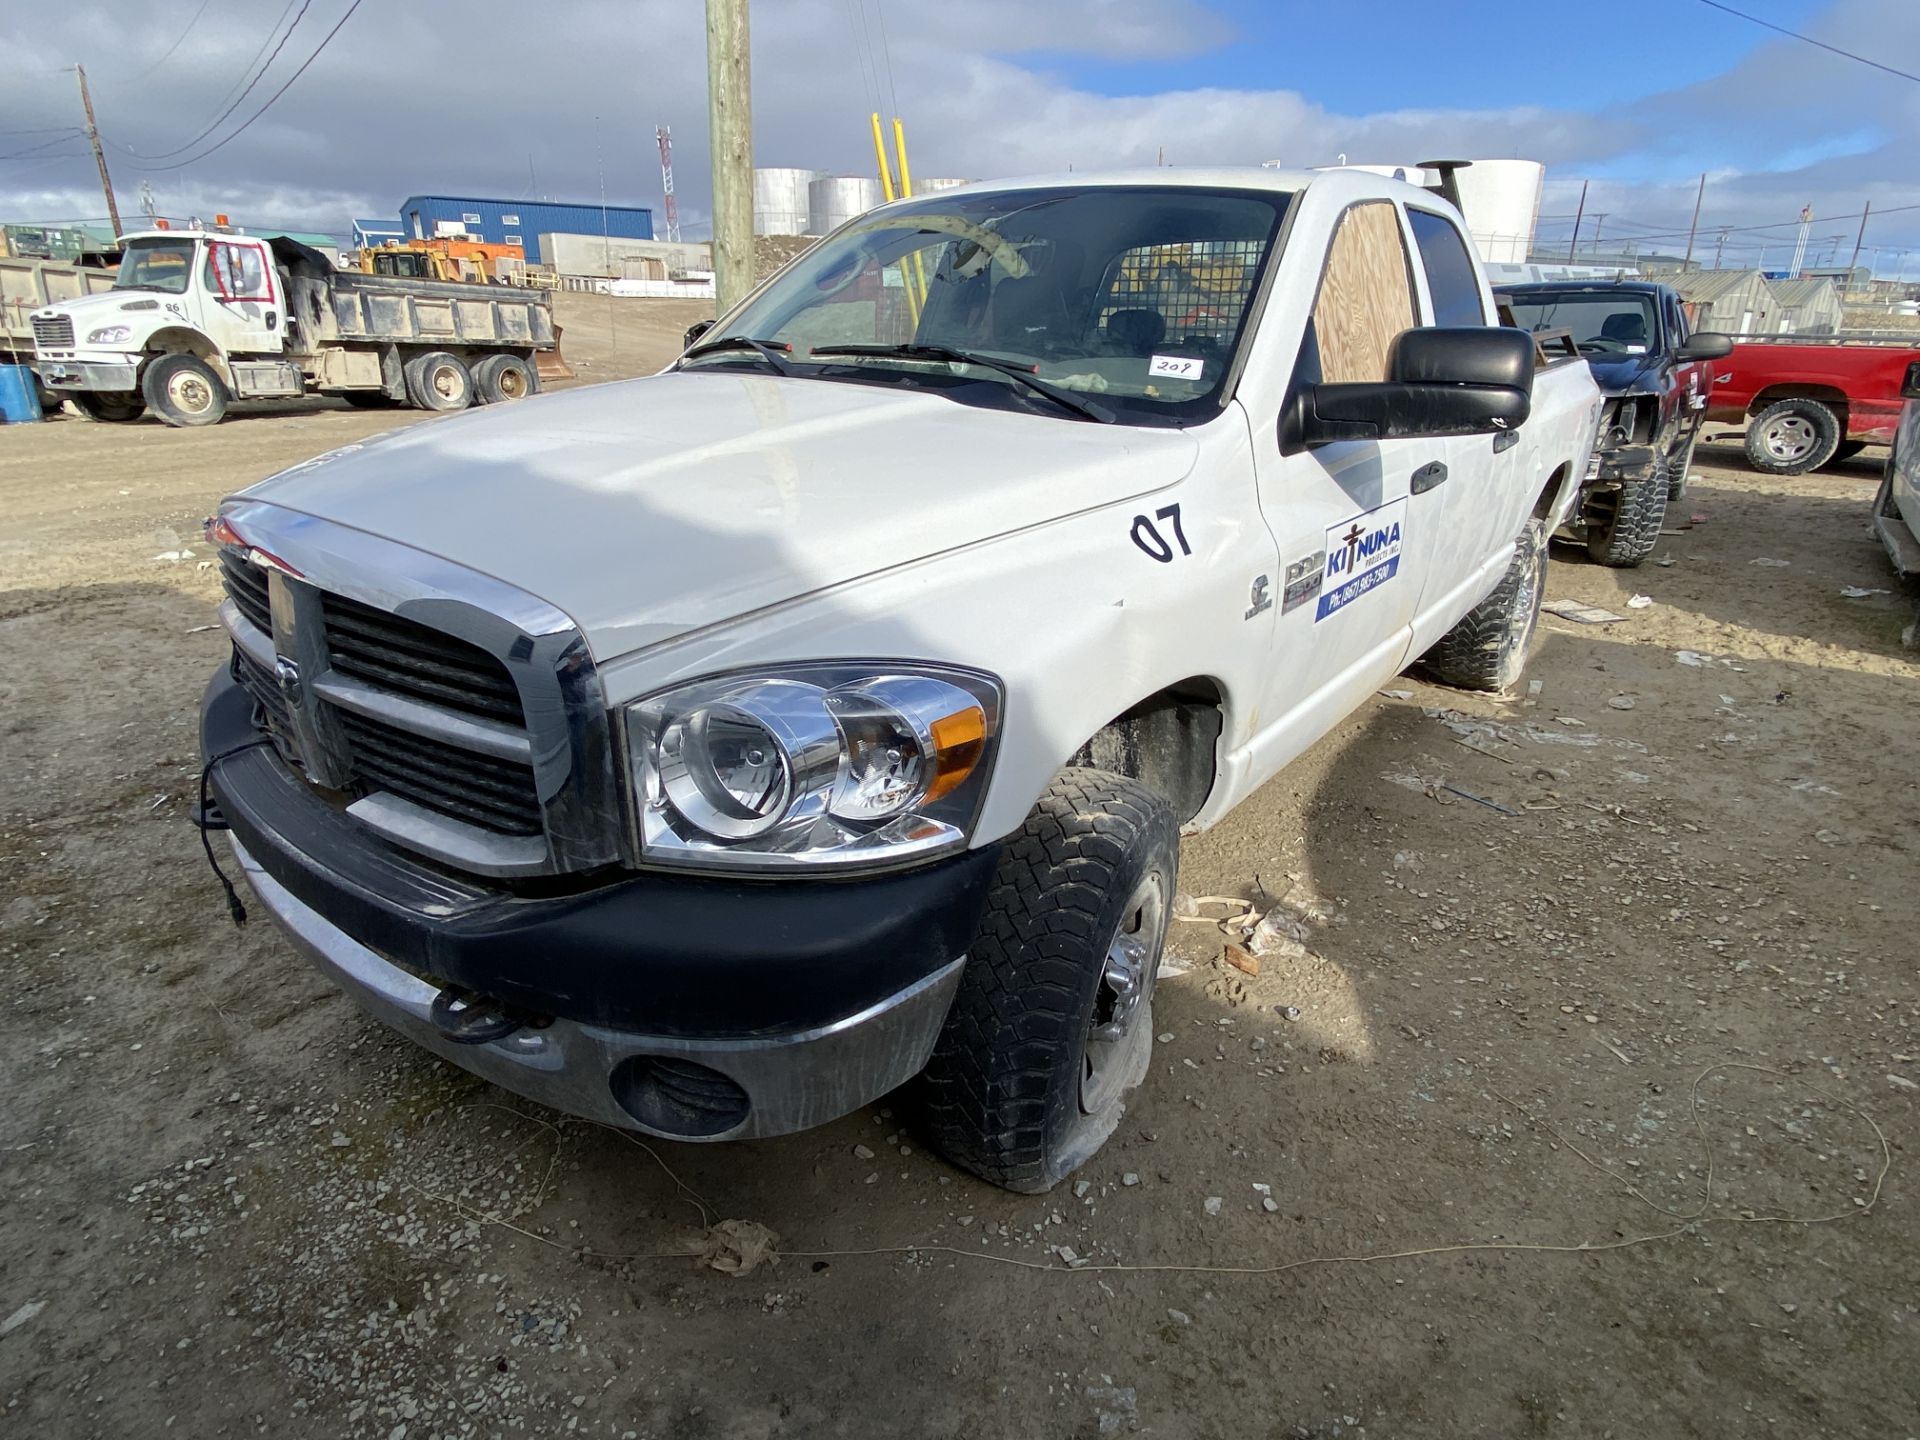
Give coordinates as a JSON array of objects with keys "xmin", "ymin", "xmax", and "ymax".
[{"xmin": 200, "ymin": 238, "xmax": 281, "ymax": 355}]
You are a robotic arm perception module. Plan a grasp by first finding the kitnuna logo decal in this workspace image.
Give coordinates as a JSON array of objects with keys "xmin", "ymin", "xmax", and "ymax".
[{"xmin": 1315, "ymin": 498, "xmax": 1407, "ymax": 622}]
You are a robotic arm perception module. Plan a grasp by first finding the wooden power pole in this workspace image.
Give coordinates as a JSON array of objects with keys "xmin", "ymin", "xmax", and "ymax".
[
  {"xmin": 706, "ymin": 0, "xmax": 753, "ymax": 314},
  {"xmin": 1682, "ymin": 172, "xmax": 1705, "ymax": 267},
  {"xmin": 75, "ymin": 64, "xmax": 122, "ymax": 239}
]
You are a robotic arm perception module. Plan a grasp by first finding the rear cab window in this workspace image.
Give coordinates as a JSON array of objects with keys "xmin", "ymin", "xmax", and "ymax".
[{"xmin": 1405, "ymin": 209, "xmax": 1489, "ymax": 327}]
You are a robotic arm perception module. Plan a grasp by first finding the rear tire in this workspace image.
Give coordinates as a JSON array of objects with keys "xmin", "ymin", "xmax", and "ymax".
[
  {"xmin": 473, "ymin": 353, "xmax": 537, "ymax": 404},
  {"xmin": 1585, "ymin": 457, "xmax": 1669, "ymax": 567},
  {"xmin": 1746, "ymin": 398, "xmax": 1841, "ymax": 475},
  {"xmin": 917, "ymin": 769, "xmax": 1178, "ymax": 1193},
  {"xmin": 70, "ymin": 392, "xmax": 146, "ymax": 423},
  {"xmin": 1420, "ymin": 516, "xmax": 1548, "ymax": 693},
  {"xmin": 403, "ymin": 351, "xmax": 473, "ymax": 412},
  {"xmin": 141, "ymin": 354, "xmax": 228, "ymax": 427}
]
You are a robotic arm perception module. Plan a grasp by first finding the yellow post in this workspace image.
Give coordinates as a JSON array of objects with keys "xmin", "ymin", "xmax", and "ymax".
[
  {"xmin": 892, "ymin": 117, "xmax": 930, "ymax": 310},
  {"xmin": 871, "ymin": 112, "xmax": 918, "ymax": 330}
]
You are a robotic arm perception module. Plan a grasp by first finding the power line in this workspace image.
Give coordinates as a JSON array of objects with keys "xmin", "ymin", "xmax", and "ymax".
[
  {"xmin": 124, "ymin": 0, "xmax": 218, "ymax": 84},
  {"xmin": 0, "ymin": 131, "xmax": 86, "ymax": 162},
  {"xmin": 128, "ymin": 0, "xmax": 363, "ymax": 173},
  {"xmin": 1693, "ymin": 0, "xmax": 1920, "ymax": 86},
  {"xmin": 131, "ymin": 0, "xmax": 307, "ymax": 160}
]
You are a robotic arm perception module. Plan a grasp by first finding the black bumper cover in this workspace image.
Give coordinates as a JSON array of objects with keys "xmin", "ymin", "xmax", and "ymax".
[{"xmin": 200, "ymin": 669, "xmax": 1000, "ymax": 1037}]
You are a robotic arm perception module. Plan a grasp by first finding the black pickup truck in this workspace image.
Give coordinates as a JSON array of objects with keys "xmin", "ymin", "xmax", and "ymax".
[{"xmin": 1498, "ymin": 280, "xmax": 1732, "ymax": 566}]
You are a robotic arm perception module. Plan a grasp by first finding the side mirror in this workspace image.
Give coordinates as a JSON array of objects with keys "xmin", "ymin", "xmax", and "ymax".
[
  {"xmin": 1280, "ymin": 327, "xmax": 1533, "ymax": 455},
  {"xmin": 1902, "ymin": 361, "xmax": 1920, "ymax": 400},
  {"xmin": 1676, "ymin": 331, "xmax": 1733, "ymax": 361},
  {"xmin": 683, "ymin": 317, "xmax": 716, "ymax": 350}
]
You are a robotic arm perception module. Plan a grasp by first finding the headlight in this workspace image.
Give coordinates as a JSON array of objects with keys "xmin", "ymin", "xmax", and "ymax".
[
  {"xmin": 86, "ymin": 325, "xmax": 133, "ymax": 345},
  {"xmin": 625, "ymin": 663, "xmax": 1000, "ymax": 871}
]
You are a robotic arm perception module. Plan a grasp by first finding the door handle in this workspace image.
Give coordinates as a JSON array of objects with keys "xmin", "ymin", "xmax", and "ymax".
[{"xmin": 1410, "ymin": 460, "xmax": 1448, "ymax": 494}]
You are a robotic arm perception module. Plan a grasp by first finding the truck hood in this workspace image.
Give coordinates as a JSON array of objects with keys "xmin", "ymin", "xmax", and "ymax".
[
  {"xmin": 240, "ymin": 372, "xmax": 1199, "ymax": 660},
  {"xmin": 32, "ymin": 289, "xmax": 153, "ymax": 323},
  {"xmin": 1584, "ymin": 352, "xmax": 1665, "ymax": 397}
]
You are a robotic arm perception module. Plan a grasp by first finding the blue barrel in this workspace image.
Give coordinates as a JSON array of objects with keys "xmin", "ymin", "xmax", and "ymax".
[{"xmin": 0, "ymin": 365, "xmax": 44, "ymax": 423}]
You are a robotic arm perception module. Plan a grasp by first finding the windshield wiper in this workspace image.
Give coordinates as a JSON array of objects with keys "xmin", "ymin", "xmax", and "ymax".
[
  {"xmin": 681, "ymin": 335, "xmax": 795, "ymax": 375},
  {"xmin": 807, "ymin": 343, "xmax": 1115, "ymax": 423}
]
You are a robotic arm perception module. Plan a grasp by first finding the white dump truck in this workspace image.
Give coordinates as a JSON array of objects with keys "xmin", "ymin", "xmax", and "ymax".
[
  {"xmin": 28, "ymin": 228, "xmax": 561, "ymax": 426},
  {"xmin": 198, "ymin": 168, "xmax": 1601, "ymax": 1191}
]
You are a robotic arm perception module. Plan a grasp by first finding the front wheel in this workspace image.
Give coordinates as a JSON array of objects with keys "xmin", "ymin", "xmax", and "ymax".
[
  {"xmin": 141, "ymin": 354, "xmax": 228, "ymax": 427},
  {"xmin": 917, "ymin": 769, "xmax": 1178, "ymax": 1193},
  {"xmin": 1746, "ymin": 398, "xmax": 1841, "ymax": 475},
  {"xmin": 70, "ymin": 392, "xmax": 146, "ymax": 423},
  {"xmin": 1585, "ymin": 455, "xmax": 1670, "ymax": 567}
]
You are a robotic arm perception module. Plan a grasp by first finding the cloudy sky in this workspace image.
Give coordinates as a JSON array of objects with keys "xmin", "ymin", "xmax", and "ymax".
[{"xmin": 4, "ymin": 0, "xmax": 1919, "ymax": 274}]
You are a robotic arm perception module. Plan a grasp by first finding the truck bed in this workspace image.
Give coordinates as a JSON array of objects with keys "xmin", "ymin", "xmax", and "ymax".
[
  {"xmin": 1, "ymin": 256, "xmax": 115, "ymax": 357},
  {"xmin": 1705, "ymin": 336, "xmax": 1920, "ymax": 444},
  {"xmin": 283, "ymin": 267, "xmax": 558, "ymax": 353}
]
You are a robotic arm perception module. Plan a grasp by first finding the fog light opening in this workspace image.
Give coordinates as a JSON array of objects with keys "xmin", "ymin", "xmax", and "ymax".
[{"xmin": 610, "ymin": 1055, "xmax": 751, "ymax": 1138}]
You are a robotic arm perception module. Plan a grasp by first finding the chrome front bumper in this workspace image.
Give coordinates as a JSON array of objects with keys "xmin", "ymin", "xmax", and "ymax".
[
  {"xmin": 38, "ymin": 360, "xmax": 139, "ymax": 391},
  {"xmin": 231, "ymin": 836, "xmax": 966, "ymax": 1140}
]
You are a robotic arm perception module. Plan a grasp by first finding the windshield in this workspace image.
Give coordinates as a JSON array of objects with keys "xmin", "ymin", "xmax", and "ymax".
[
  {"xmin": 114, "ymin": 236, "xmax": 198, "ymax": 295},
  {"xmin": 702, "ymin": 185, "xmax": 1291, "ymax": 426},
  {"xmin": 1503, "ymin": 291, "xmax": 1660, "ymax": 355}
]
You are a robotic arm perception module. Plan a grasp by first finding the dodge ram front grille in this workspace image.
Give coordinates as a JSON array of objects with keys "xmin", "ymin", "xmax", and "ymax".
[
  {"xmin": 220, "ymin": 559, "xmax": 545, "ymax": 844},
  {"xmin": 31, "ymin": 315, "xmax": 74, "ymax": 349},
  {"xmin": 320, "ymin": 591, "xmax": 523, "ymax": 723}
]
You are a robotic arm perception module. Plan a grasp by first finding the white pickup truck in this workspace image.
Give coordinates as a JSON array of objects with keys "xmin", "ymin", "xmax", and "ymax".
[{"xmin": 199, "ymin": 168, "xmax": 1600, "ymax": 1192}]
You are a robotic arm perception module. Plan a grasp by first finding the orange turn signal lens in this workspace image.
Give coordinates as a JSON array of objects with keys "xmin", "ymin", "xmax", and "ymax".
[{"xmin": 925, "ymin": 705, "xmax": 987, "ymax": 803}]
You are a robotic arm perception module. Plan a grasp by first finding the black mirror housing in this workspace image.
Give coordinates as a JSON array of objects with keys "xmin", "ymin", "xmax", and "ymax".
[
  {"xmin": 1676, "ymin": 331, "xmax": 1734, "ymax": 361},
  {"xmin": 683, "ymin": 317, "xmax": 717, "ymax": 350},
  {"xmin": 1280, "ymin": 327, "xmax": 1534, "ymax": 454}
]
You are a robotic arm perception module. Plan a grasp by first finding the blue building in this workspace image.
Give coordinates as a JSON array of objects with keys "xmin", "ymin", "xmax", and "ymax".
[{"xmin": 395, "ymin": 195, "xmax": 653, "ymax": 250}]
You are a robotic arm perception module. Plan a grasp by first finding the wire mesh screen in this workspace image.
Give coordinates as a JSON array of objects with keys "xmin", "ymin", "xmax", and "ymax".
[{"xmin": 1095, "ymin": 240, "xmax": 1266, "ymax": 344}]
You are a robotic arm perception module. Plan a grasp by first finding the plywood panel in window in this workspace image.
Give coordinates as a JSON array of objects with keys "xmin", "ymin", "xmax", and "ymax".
[{"xmin": 1312, "ymin": 202, "xmax": 1415, "ymax": 384}]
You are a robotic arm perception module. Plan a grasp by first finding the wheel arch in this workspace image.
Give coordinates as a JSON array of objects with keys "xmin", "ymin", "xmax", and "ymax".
[
  {"xmin": 1532, "ymin": 461, "xmax": 1573, "ymax": 521},
  {"xmin": 1066, "ymin": 676, "xmax": 1226, "ymax": 829},
  {"xmin": 141, "ymin": 327, "xmax": 229, "ymax": 384},
  {"xmin": 1750, "ymin": 384, "xmax": 1849, "ymax": 424}
]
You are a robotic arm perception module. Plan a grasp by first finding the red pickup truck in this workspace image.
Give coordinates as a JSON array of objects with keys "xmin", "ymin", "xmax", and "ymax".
[{"xmin": 1705, "ymin": 337, "xmax": 1920, "ymax": 475}]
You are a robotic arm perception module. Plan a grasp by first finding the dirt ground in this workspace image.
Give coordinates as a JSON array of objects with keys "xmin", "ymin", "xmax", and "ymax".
[{"xmin": 3, "ymin": 298, "xmax": 1917, "ymax": 1439}]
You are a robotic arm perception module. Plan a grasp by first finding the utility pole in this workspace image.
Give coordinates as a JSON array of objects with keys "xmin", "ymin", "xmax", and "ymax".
[
  {"xmin": 75, "ymin": 64, "xmax": 122, "ymax": 238},
  {"xmin": 1847, "ymin": 200, "xmax": 1871, "ymax": 279},
  {"xmin": 1590, "ymin": 213, "xmax": 1607, "ymax": 256},
  {"xmin": 705, "ymin": 0, "xmax": 753, "ymax": 314},
  {"xmin": 1682, "ymin": 172, "xmax": 1705, "ymax": 268},
  {"xmin": 1713, "ymin": 229, "xmax": 1729, "ymax": 269},
  {"xmin": 1565, "ymin": 180, "xmax": 1588, "ymax": 263}
]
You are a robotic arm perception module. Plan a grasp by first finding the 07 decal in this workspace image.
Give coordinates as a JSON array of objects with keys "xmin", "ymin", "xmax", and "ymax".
[
  {"xmin": 1314, "ymin": 498, "xmax": 1406, "ymax": 622},
  {"xmin": 1130, "ymin": 504, "xmax": 1191, "ymax": 563}
]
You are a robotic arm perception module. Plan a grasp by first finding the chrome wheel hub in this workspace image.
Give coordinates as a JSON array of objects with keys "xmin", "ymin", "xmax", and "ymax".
[{"xmin": 1764, "ymin": 416, "xmax": 1816, "ymax": 461}]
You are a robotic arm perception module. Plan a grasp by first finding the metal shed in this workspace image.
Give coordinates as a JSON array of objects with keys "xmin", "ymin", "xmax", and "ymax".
[
  {"xmin": 1770, "ymin": 277, "xmax": 1844, "ymax": 335},
  {"xmin": 395, "ymin": 196, "xmax": 653, "ymax": 250},
  {"xmin": 1669, "ymin": 269, "xmax": 1781, "ymax": 336}
]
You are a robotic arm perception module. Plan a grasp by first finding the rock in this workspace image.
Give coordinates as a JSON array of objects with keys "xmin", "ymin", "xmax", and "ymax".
[
  {"xmin": 1, "ymin": 1301, "xmax": 47, "ymax": 1338},
  {"xmin": 1167, "ymin": 1309, "xmax": 1191, "ymax": 1326},
  {"xmin": 1888, "ymin": 1074, "xmax": 1918, "ymax": 1093},
  {"xmin": 1156, "ymin": 1032, "xmax": 1174, "ymax": 1043},
  {"xmin": 1262, "ymin": 1197, "xmax": 1280, "ymax": 1213},
  {"xmin": 1607, "ymin": 696, "xmax": 1636, "ymax": 711},
  {"xmin": 1247, "ymin": 905, "xmax": 1312, "ymax": 958},
  {"xmin": 1203, "ymin": 1196, "xmax": 1223, "ymax": 1216},
  {"xmin": 1279, "ymin": 1006, "xmax": 1301, "ymax": 1021},
  {"xmin": 853, "ymin": 1144, "xmax": 874, "ymax": 1160},
  {"xmin": 1074, "ymin": 1180, "xmax": 1092, "ymax": 1199},
  {"xmin": 329, "ymin": 1132, "xmax": 351, "ymax": 1148},
  {"xmin": 1122, "ymin": 1172, "xmax": 1141, "ymax": 1187}
]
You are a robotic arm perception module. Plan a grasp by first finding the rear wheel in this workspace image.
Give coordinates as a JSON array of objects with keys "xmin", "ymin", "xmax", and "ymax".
[
  {"xmin": 1585, "ymin": 457, "xmax": 1669, "ymax": 567},
  {"xmin": 473, "ymin": 352, "xmax": 537, "ymax": 404},
  {"xmin": 403, "ymin": 351, "xmax": 473, "ymax": 411},
  {"xmin": 141, "ymin": 354, "xmax": 228, "ymax": 427},
  {"xmin": 1746, "ymin": 398, "xmax": 1841, "ymax": 475},
  {"xmin": 1421, "ymin": 516, "xmax": 1548, "ymax": 693},
  {"xmin": 70, "ymin": 392, "xmax": 146, "ymax": 423},
  {"xmin": 917, "ymin": 769, "xmax": 1178, "ymax": 1193}
]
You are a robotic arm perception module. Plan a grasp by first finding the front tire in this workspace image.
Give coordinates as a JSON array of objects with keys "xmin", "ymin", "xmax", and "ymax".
[
  {"xmin": 70, "ymin": 392, "xmax": 146, "ymax": 423},
  {"xmin": 141, "ymin": 354, "xmax": 228, "ymax": 427},
  {"xmin": 1421, "ymin": 516, "xmax": 1548, "ymax": 693},
  {"xmin": 403, "ymin": 351, "xmax": 473, "ymax": 412},
  {"xmin": 1584, "ymin": 454, "xmax": 1669, "ymax": 567},
  {"xmin": 918, "ymin": 769, "xmax": 1178, "ymax": 1193},
  {"xmin": 1746, "ymin": 398, "xmax": 1841, "ymax": 475}
]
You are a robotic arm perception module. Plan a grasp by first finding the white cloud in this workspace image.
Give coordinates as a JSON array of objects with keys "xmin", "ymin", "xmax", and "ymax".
[{"xmin": 1, "ymin": 0, "xmax": 1915, "ymax": 272}]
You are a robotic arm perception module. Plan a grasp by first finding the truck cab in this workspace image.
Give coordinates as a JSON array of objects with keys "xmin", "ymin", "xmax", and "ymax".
[{"xmin": 31, "ymin": 229, "xmax": 286, "ymax": 421}]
